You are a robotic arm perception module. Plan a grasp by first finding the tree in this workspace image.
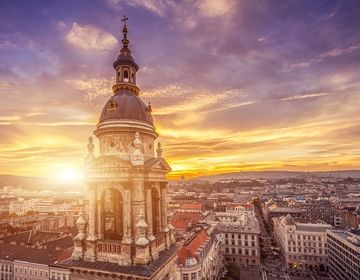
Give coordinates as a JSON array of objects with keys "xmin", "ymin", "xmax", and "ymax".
[{"xmin": 224, "ymin": 263, "xmax": 240, "ymax": 280}]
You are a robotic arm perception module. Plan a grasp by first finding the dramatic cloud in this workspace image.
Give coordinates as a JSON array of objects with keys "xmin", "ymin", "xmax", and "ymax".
[
  {"xmin": 197, "ymin": 0, "xmax": 235, "ymax": 18},
  {"xmin": 66, "ymin": 23, "xmax": 118, "ymax": 51},
  {"xmin": 279, "ymin": 92, "xmax": 330, "ymax": 101},
  {"xmin": 291, "ymin": 43, "xmax": 360, "ymax": 68},
  {"xmin": 1, "ymin": 0, "xmax": 360, "ymax": 178},
  {"xmin": 66, "ymin": 77, "xmax": 113, "ymax": 101}
]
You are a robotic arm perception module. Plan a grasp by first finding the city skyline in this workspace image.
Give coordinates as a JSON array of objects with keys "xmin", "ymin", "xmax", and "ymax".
[{"xmin": 1, "ymin": 0, "xmax": 360, "ymax": 180}]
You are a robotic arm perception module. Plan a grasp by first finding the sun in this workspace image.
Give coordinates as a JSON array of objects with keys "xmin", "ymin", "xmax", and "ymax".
[{"xmin": 55, "ymin": 168, "xmax": 83, "ymax": 184}]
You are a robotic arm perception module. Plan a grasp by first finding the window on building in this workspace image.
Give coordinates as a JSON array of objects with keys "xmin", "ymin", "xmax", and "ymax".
[
  {"xmin": 183, "ymin": 274, "xmax": 189, "ymax": 280},
  {"xmin": 123, "ymin": 70, "xmax": 129, "ymax": 82},
  {"xmin": 191, "ymin": 272, "xmax": 196, "ymax": 280}
]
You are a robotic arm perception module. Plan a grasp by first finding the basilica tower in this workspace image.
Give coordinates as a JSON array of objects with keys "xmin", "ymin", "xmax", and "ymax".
[{"xmin": 65, "ymin": 18, "xmax": 177, "ymax": 280}]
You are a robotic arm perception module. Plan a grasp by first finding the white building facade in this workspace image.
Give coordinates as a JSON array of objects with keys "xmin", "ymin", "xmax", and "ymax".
[
  {"xmin": 216, "ymin": 211, "xmax": 261, "ymax": 267},
  {"xmin": 273, "ymin": 214, "xmax": 332, "ymax": 272}
]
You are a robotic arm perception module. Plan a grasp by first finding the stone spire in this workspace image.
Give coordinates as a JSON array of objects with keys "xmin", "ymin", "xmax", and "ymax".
[
  {"xmin": 120, "ymin": 15, "xmax": 130, "ymax": 54},
  {"xmin": 71, "ymin": 207, "xmax": 87, "ymax": 260},
  {"xmin": 112, "ymin": 16, "xmax": 139, "ymax": 95},
  {"xmin": 85, "ymin": 136, "xmax": 95, "ymax": 163},
  {"xmin": 135, "ymin": 209, "xmax": 149, "ymax": 246},
  {"xmin": 157, "ymin": 142, "xmax": 163, "ymax": 158},
  {"xmin": 75, "ymin": 209, "xmax": 87, "ymax": 240}
]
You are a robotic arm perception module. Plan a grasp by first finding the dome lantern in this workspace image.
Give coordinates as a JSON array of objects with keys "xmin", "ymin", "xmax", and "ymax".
[{"xmin": 112, "ymin": 15, "xmax": 139, "ymax": 95}]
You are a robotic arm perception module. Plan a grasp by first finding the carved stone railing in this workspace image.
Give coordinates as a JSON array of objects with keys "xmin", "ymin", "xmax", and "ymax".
[
  {"xmin": 97, "ymin": 240, "xmax": 122, "ymax": 254},
  {"xmin": 151, "ymin": 233, "xmax": 166, "ymax": 258}
]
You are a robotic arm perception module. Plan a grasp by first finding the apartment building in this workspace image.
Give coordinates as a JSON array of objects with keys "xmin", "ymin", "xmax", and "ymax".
[
  {"xmin": 273, "ymin": 214, "xmax": 332, "ymax": 272},
  {"xmin": 327, "ymin": 230, "xmax": 360, "ymax": 280}
]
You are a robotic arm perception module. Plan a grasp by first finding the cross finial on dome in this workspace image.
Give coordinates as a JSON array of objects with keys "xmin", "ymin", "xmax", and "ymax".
[
  {"xmin": 121, "ymin": 15, "xmax": 129, "ymax": 24},
  {"xmin": 121, "ymin": 15, "xmax": 129, "ymax": 42}
]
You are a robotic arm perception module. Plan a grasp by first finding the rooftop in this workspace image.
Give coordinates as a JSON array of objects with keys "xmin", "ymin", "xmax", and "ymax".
[
  {"xmin": 178, "ymin": 230, "xmax": 209, "ymax": 266},
  {"xmin": 179, "ymin": 203, "xmax": 203, "ymax": 211},
  {"xmin": 61, "ymin": 244, "xmax": 179, "ymax": 278},
  {"xmin": 0, "ymin": 230, "xmax": 64, "ymax": 246},
  {"xmin": 328, "ymin": 230, "xmax": 360, "ymax": 247},
  {"xmin": 0, "ymin": 243, "xmax": 70, "ymax": 265},
  {"xmin": 170, "ymin": 212, "xmax": 202, "ymax": 231},
  {"xmin": 296, "ymin": 223, "xmax": 332, "ymax": 233}
]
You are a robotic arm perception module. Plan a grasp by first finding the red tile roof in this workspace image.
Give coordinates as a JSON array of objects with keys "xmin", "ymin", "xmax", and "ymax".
[
  {"xmin": 177, "ymin": 230, "xmax": 209, "ymax": 266},
  {"xmin": 179, "ymin": 203, "xmax": 203, "ymax": 211},
  {"xmin": 170, "ymin": 212, "xmax": 201, "ymax": 231}
]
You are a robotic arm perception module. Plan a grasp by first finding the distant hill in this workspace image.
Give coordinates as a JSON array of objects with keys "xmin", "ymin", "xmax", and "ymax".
[
  {"xmin": 0, "ymin": 175, "xmax": 81, "ymax": 191},
  {"xmin": 193, "ymin": 170, "xmax": 360, "ymax": 181},
  {"xmin": 0, "ymin": 175, "xmax": 51, "ymax": 189},
  {"xmin": 2, "ymin": 170, "xmax": 360, "ymax": 189}
]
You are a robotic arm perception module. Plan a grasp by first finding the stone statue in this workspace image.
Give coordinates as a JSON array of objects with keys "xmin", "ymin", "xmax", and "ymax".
[
  {"xmin": 131, "ymin": 132, "xmax": 144, "ymax": 166},
  {"xmin": 133, "ymin": 132, "xmax": 143, "ymax": 150}
]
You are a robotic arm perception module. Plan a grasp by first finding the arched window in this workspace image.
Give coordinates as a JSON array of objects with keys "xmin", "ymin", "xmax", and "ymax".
[
  {"xmin": 101, "ymin": 188, "xmax": 123, "ymax": 240},
  {"xmin": 151, "ymin": 187, "xmax": 160, "ymax": 235},
  {"xmin": 123, "ymin": 70, "xmax": 129, "ymax": 82}
]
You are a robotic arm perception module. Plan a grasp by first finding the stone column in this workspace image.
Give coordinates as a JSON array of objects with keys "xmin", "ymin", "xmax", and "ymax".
[
  {"xmin": 146, "ymin": 189, "xmax": 154, "ymax": 240},
  {"xmin": 97, "ymin": 194, "xmax": 103, "ymax": 240},
  {"xmin": 161, "ymin": 187, "xmax": 169, "ymax": 232},
  {"xmin": 122, "ymin": 190, "xmax": 132, "ymax": 244},
  {"xmin": 86, "ymin": 186, "xmax": 97, "ymax": 241},
  {"xmin": 132, "ymin": 178, "xmax": 145, "ymax": 236}
]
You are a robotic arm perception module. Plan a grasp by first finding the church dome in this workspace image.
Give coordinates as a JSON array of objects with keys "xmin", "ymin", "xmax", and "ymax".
[{"xmin": 99, "ymin": 91, "xmax": 153, "ymax": 125}]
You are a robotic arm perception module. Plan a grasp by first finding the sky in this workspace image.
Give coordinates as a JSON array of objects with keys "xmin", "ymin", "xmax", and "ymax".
[{"xmin": 1, "ymin": 0, "xmax": 360, "ymax": 180}]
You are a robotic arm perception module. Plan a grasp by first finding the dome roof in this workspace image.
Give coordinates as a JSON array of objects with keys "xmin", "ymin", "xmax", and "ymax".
[
  {"xmin": 99, "ymin": 92, "xmax": 153, "ymax": 125},
  {"xmin": 113, "ymin": 52, "xmax": 139, "ymax": 71}
]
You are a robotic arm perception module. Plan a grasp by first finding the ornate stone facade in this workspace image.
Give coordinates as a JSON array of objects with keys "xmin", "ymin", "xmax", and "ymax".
[{"xmin": 64, "ymin": 18, "xmax": 177, "ymax": 280}]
